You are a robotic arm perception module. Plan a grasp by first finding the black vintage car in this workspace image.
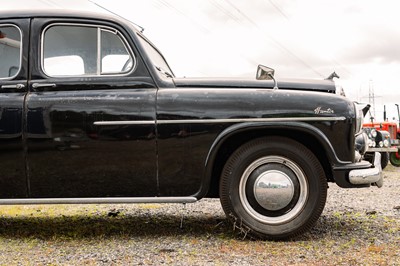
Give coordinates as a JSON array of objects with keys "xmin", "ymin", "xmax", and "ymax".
[{"xmin": 0, "ymin": 9, "xmax": 382, "ymax": 240}]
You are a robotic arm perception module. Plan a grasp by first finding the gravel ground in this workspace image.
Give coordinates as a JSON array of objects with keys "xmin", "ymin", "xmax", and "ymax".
[{"xmin": 0, "ymin": 165, "xmax": 399, "ymax": 265}]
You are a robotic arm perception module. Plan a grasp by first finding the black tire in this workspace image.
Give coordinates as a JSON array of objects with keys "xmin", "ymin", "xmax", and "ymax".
[
  {"xmin": 219, "ymin": 136, "xmax": 327, "ymax": 240},
  {"xmin": 390, "ymin": 152, "xmax": 400, "ymax": 167},
  {"xmin": 380, "ymin": 152, "xmax": 389, "ymax": 169}
]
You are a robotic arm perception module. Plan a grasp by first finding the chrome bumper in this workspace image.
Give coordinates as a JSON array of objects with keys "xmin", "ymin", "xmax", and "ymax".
[
  {"xmin": 367, "ymin": 147, "xmax": 398, "ymax": 152},
  {"xmin": 349, "ymin": 152, "xmax": 383, "ymax": 187}
]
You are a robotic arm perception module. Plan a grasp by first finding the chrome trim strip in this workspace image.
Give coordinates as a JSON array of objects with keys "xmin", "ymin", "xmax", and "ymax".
[
  {"xmin": 0, "ymin": 197, "xmax": 198, "ymax": 205},
  {"xmin": 94, "ymin": 121, "xmax": 155, "ymax": 125},
  {"xmin": 96, "ymin": 27, "xmax": 101, "ymax": 75},
  {"xmin": 94, "ymin": 116, "xmax": 346, "ymax": 126},
  {"xmin": 157, "ymin": 117, "xmax": 346, "ymax": 124}
]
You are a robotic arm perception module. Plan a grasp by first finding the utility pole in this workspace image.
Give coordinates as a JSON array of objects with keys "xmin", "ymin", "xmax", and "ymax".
[{"xmin": 368, "ymin": 80, "xmax": 376, "ymax": 118}]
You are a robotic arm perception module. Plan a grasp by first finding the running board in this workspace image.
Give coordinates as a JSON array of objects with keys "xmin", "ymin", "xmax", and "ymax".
[{"xmin": 0, "ymin": 197, "xmax": 198, "ymax": 205}]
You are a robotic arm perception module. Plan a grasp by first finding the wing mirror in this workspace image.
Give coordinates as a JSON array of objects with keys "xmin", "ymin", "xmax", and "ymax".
[{"xmin": 256, "ymin": 65, "xmax": 278, "ymax": 90}]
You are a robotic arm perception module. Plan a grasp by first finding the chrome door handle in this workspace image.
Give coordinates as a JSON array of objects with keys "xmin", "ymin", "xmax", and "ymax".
[
  {"xmin": 1, "ymin": 83, "xmax": 25, "ymax": 90},
  {"xmin": 32, "ymin": 83, "xmax": 56, "ymax": 89}
]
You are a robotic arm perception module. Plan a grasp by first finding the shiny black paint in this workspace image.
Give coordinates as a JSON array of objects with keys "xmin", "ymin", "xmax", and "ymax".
[
  {"xmin": 0, "ymin": 93, "xmax": 27, "ymax": 197},
  {"xmin": 156, "ymin": 87, "xmax": 355, "ymax": 197},
  {"xmin": 0, "ymin": 19, "xmax": 29, "ymax": 198},
  {"xmin": 26, "ymin": 87, "xmax": 158, "ymax": 197}
]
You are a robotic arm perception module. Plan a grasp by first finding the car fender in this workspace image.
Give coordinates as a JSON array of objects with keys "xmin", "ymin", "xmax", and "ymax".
[{"xmin": 199, "ymin": 121, "xmax": 348, "ymax": 198}]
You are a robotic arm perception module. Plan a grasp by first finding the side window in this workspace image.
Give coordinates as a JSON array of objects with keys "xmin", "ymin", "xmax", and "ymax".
[
  {"xmin": 0, "ymin": 25, "xmax": 22, "ymax": 79},
  {"xmin": 101, "ymin": 29, "xmax": 131, "ymax": 73},
  {"xmin": 42, "ymin": 24, "xmax": 135, "ymax": 77}
]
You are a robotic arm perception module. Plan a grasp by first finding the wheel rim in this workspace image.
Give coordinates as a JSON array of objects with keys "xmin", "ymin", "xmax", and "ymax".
[{"xmin": 239, "ymin": 156, "xmax": 308, "ymax": 225}]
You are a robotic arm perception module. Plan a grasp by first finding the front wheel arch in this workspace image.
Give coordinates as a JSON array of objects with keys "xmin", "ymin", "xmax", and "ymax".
[{"xmin": 204, "ymin": 125, "xmax": 334, "ymax": 198}]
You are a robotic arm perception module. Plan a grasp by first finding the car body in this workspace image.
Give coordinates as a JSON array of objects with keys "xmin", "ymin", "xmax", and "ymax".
[{"xmin": 0, "ymin": 9, "xmax": 382, "ymax": 240}]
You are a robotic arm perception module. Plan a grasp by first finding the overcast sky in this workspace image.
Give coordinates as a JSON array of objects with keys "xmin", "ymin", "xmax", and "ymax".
[{"xmin": 2, "ymin": 0, "xmax": 400, "ymax": 120}]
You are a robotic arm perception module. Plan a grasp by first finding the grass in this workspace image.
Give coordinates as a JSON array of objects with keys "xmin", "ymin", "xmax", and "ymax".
[
  {"xmin": 0, "ymin": 202, "xmax": 398, "ymax": 265},
  {"xmin": 0, "ymin": 165, "xmax": 399, "ymax": 265}
]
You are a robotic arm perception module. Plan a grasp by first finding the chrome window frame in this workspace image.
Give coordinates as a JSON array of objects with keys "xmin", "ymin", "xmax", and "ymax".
[
  {"xmin": 0, "ymin": 24, "xmax": 23, "ymax": 80},
  {"xmin": 41, "ymin": 23, "xmax": 137, "ymax": 78}
]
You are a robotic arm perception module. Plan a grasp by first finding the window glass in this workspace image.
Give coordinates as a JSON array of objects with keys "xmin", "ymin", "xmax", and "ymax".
[
  {"xmin": 43, "ymin": 25, "xmax": 134, "ymax": 77},
  {"xmin": 101, "ymin": 29, "xmax": 131, "ymax": 74},
  {"xmin": 44, "ymin": 55, "xmax": 85, "ymax": 75},
  {"xmin": 0, "ymin": 25, "xmax": 22, "ymax": 79}
]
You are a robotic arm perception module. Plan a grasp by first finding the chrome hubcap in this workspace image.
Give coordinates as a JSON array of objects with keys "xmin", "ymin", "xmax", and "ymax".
[
  {"xmin": 239, "ymin": 156, "xmax": 308, "ymax": 225},
  {"xmin": 254, "ymin": 170, "xmax": 295, "ymax": 211}
]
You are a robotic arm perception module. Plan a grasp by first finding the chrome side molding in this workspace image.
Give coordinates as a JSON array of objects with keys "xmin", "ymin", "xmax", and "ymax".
[{"xmin": 94, "ymin": 116, "xmax": 347, "ymax": 126}]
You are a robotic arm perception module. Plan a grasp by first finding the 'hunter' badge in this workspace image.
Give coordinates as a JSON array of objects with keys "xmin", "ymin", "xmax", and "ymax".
[{"xmin": 314, "ymin": 107, "xmax": 334, "ymax": 114}]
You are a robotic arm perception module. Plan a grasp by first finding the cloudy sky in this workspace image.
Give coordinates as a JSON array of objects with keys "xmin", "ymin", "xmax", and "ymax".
[{"xmin": 3, "ymin": 0, "xmax": 400, "ymax": 120}]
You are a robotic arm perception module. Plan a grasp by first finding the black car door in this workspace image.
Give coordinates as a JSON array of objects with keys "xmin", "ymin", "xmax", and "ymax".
[
  {"xmin": 25, "ymin": 18, "xmax": 158, "ymax": 198},
  {"xmin": 0, "ymin": 19, "xmax": 29, "ymax": 198}
]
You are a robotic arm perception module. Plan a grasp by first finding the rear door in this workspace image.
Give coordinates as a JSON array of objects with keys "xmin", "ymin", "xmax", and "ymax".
[
  {"xmin": 25, "ymin": 18, "xmax": 158, "ymax": 198},
  {"xmin": 0, "ymin": 19, "xmax": 29, "ymax": 198}
]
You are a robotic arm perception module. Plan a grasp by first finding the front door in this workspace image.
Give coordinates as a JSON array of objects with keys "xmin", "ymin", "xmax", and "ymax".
[
  {"xmin": 25, "ymin": 19, "xmax": 158, "ymax": 198},
  {"xmin": 0, "ymin": 19, "xmax": 29, "ymax": 198}
]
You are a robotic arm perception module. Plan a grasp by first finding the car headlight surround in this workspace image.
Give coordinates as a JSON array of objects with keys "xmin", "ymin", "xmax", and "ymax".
[
  {"xmin": 353, "ymin": 103, "xmax": 370, "ymax": 135},
  {"xmin": 355, "ymin": 132, "xmax": 368, "ymax": 154}
]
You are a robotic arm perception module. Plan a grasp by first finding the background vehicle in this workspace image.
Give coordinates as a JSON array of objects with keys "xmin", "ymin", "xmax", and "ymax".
[
  {"xmin": 362, "ymin": 127, "xmax": 393, "ymax": 169},
  {"xmin": 364, "ymin": 104, "xmax": 400, "ymax": 166}
]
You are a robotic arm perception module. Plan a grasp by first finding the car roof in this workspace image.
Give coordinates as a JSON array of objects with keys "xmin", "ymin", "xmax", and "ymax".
[
  {"xmin": 0, "ymin": 8, "xmax": 145, "ymax": 34},
  {"xmin": 0, "ymin": 9, "xmax": 127, "ymax": 25}
]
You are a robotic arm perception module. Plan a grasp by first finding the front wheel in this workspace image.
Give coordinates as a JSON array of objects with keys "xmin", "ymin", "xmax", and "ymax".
[{"xmin": 219, "ymin": 137, "xmax": 327, "ymax": 240}]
